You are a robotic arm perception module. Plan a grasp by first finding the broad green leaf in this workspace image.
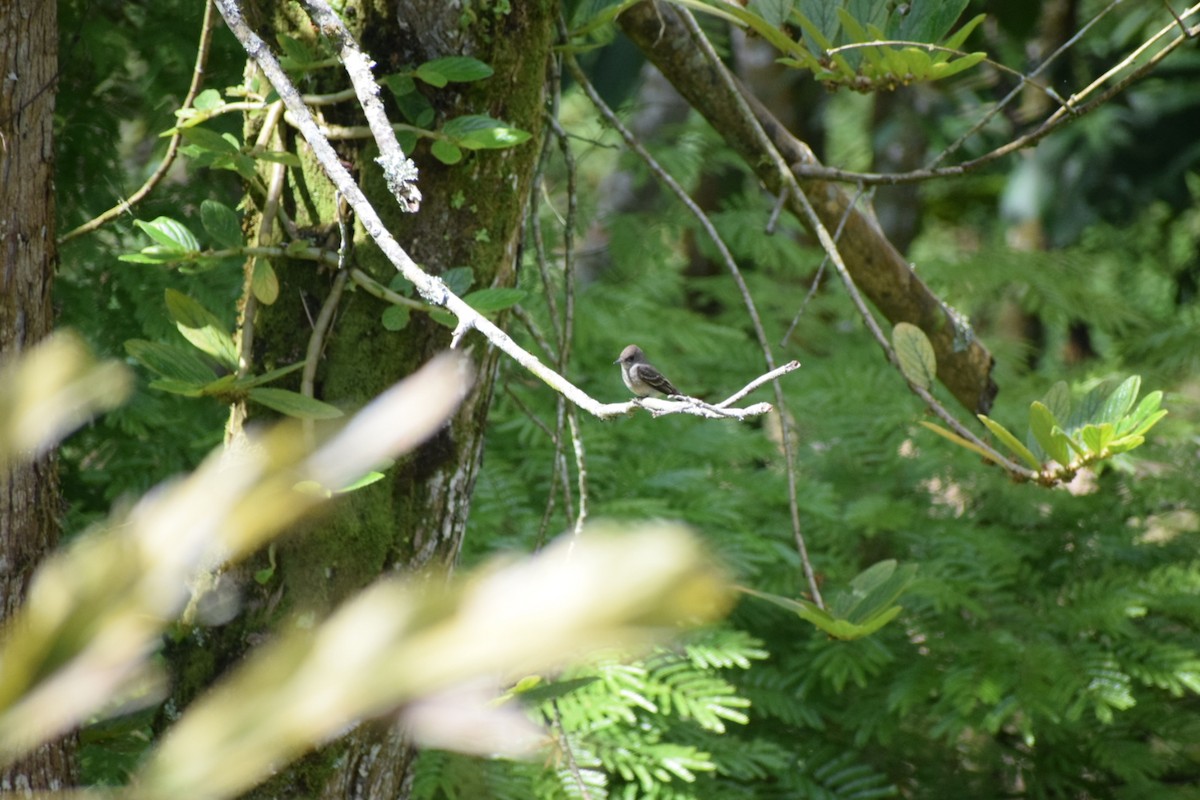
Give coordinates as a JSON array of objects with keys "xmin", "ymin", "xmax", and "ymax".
[
  {"xmin": 134, "ymin": 218, "xmax": 201, "ymax": 253},
  {"xmin": 382, "ymin": 73, "xmax": 416, "ymax": 96},
  {"xmin": 748, "ymin": 0, "xmax": 795, "ymax": 29},
  {"xmin": 1040, "ymin": 381, "xmax": 1071, "ymax": 425},
  {"xmin": 252, "ymin": 261, "xmax": 279, "ymax": 305},
  {"xmin": 381, "ymin": 305, "xmax": 410, "ymax": 331},
  {"xmin": 125, "ymin": 339, "xmax": 217, "ymax": 385},
  {"xmin": 927, "ymin": 52, "xmax": 987, "ymax": 81},
  {"xmin": 463, "ymin": 287, "xmax": 525, "ymax": 313},
  {"xmin": 200, "ymin": 199, "xmax": 243, "ymax": 249},
  {"xmin": 248, "ymin": 388, "xmax": 343, "ymax": 420},
  {"xmin": 1128, "ymin": 408, "xmax": 1168, "ymax": 438},
  {"xmin": 396, "ymin": 130, "xmax": 418, "ymax": 156},
  {"xmin": 978, "ymin": 414, "xmax": 1042, "ymax": 470},
  {"xmin": 193, "ymin": 89, "xmax": 224, "ymax": 111},
  {"xmin": 431, "ymin": 139, "xmax": 463, "ymax": 165},
  {"xmin": 919, "ymin": 421, "xmax": 998, "ymax": 462},
  {"xmin": 1080, "ymin": 423, "xmax": 1115, "ymax": 454},
  {"xmin": 892, "ymin": 0, "xmax": 969, "ymax": 43},
  {"xmin": 1097, "ymin": 375, "xmax": 1140, "ymax": 425},
  {"xmin": 335, "ymin": 469, "xmax": 389, "ymax": 494},
  {"xmin": 1069, "ymin": 383, "xmax": 1109, "ymax": 433},
  {"xmin": 441, "ymin": 266, "xmax": 475, "ymax": 296},
  {"xmin": 892, "ymin": 322, "xmax": 937, "ymax": 389},
  {"xmin": 442, "ymin": 115, "xmax": 532, "ymax": 150},
  {"xmin": 277, "ymin": 33, "xmax": 315, "ymax": 69},
  {"xmin": 1119, "ymin": 389, "xmax": 1162, "ymax": 435},
  {"xmin": 1030, "ymin": 401, "xmax": 1072, "ymax": 466},
  {"xmin": 255, "ymin": 151, "xmax": 302, "ymax": 167},
  {"xmin": 164, "ymin": 289, "xmax": 238, "ymax": 370},
  {"xmin": 416, "ymin": 56, "xmax": 493, "ymax": 85},
  {"xmin": 940, "ymin": 12, "xmax": 986, "ymax": 51},
  {"xmin": 832, "ymin": 560, "xmax": 917, "ymax": 624},
  {"xmin": 394, "ymin": 89, "xmax": 434, "ymax": 127},
  {"xmin": 179, "ymin": 126, "xmax": 240, "ymax": 155}
]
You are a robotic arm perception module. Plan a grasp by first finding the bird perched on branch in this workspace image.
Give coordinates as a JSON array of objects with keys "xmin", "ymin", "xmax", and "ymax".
[{"xmin": 615, "ymin": 344, "xmax": 681, "ymax": 398}]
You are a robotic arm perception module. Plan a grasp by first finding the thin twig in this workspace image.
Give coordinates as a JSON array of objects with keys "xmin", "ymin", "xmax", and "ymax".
[
  {"xmin": 59, "ymin": 0, "xmax": 219, "ymax": 243},
  {"xmin": 927, "ymin": 0, "xmax": 1123, "ymax": 169},
  {"xmin": 213, "ymin": 0, "xmax": 788, "ymax": 421},
  {"xmin": 671, "ymin": 9, "xmax": 1039, "ymax": 486},
  {"xmin": 780, "ymin": 183, "xmax": 866, "ymax": 347},
  {"xmin": 299, "ymin": 197, "xmax": 351, "ymax": 440},
  {"xmin": 794, "ymin": 2, "xmax": 1200, "ymax": 185},
  {"xmin": 638, "ymin": 12, "xmax": 825, "ymax": 606}
]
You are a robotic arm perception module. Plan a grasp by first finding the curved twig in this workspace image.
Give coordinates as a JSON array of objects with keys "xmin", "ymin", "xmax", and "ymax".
[{"xmin": 59, "ymin": 0, "xmax": 219, "ymax": 243}]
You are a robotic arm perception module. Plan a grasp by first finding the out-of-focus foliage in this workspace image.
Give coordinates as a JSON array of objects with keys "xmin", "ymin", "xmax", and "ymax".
[{"xmin": 0, "ymin": 344, "xmax": 731, "ymax": 799}]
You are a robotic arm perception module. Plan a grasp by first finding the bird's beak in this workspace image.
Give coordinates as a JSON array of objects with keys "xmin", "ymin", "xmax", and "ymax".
[{"xmin": 613, "ymin": 358, "xmax": 621, "ymax": 365}]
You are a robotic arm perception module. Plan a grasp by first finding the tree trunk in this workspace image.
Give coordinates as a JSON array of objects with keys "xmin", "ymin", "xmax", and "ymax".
[
  {"xmin": 0, "ymin": 0, "xmax": 79, "ymax": 790},
  {"xmin": 161, "ymin": 2, "xmax": 555, "ymax": 796}
]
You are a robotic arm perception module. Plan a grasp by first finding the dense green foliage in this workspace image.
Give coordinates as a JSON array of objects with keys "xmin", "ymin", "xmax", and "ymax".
[{"xmin": 42, "ymin": 0, "xmax": 1200, "ymax": 797}]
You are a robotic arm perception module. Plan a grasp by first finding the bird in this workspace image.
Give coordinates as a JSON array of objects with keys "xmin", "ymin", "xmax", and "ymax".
[{"xmin": 614, "ymin": 344, "xmax": 681, "ymax": 398}]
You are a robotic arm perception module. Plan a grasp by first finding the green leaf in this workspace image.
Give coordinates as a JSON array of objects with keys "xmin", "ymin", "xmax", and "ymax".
[
  {"xmin": 382, "ymin": 73, "xmax": 416, "ymax": 96},
  {"xmin": 381, "ymin": 305, "xmax": 410, "ymax": 331},
  {"xmin": 1097, "ymin": 375, "xmax": 1140, "ymax": 425},
  {"xmin": 831, "ymin": 560, "xmax": 917, "ymax": 624},
  {"xmin": 193, "ymin": 89, "xmax": 224, "ymax": 111},
  {"xmin": 441, "ymin": 266, "xmax": 475, "ymax": 296},
  {"xmin": 134, "ymin": 217, "xmax": 201, "ymax": 253},
  {"xmin": 892, "ymin": 322, "xmax": 937, "ymax": 389},
  {"xmin": 277, "ymin": 33, "xmax": 315, "ymax": 69},
  {"xmin": 335, "ymin": 467, "xmax": 390, "ymax": 494},
  {"xmin": 179, "ymin": 126, "xmax": 240, "ymax": 155},
  {"xmin": 1040, "ymin": 381, "xmax": 1071, "ymax": 425},
  {"xmin": 430, "ymin": 139, "xmax": 463, "ymax": 165},
  {"xmin": 254, "ymin": 150, "xmax": 302, "ymax": 167},
  {"xmin": 164, "ymin": 289, "xmax": 238, "ymax": 370},
  {"xmin": 441, "ymin": 115, "xmax": 532, "ymax": 150},
  {"xmin": 978, "ymin": 414, "xmax": 1042, "ymax": 470},
  {"xmin": 200, "ymin": 200, "xmax": 243, "ymax": 249},
  {"xmin": 416, "ymin": 56, "xmax": 493, "ymax": 86},
  {"xmin": 463, "ymin": 287, "xmax": 525, "ymax": 313},
  {"xmin": 248, "ymin": 388, "xmax": 343, "ymax": 420},
  {"xmin": 125, "ymin": 339, "xmax": 218, "ymax": 385},
  {"xmin": 1030, "ymin": 401, "xmax": 1072, "ymax": 466},
  {"xmin": 1079, "ymin": 423, "xmax": 1115, "ymax": 455},
  {"xmin": 252, "ymin": 261, "xmax": 280, "ymax": 305},
  {"xmin": 747, "ymin": 0, "xmax": 795, "ymax": 28}
]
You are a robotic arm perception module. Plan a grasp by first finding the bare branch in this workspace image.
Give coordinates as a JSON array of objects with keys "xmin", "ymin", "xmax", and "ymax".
[
  {"xmin": 213, "ymin": 0, "xmax": 786, "ymax": 422},
  {"xmin": 299, "ymin": 0, "xmax": 421, "ymax": 212}
]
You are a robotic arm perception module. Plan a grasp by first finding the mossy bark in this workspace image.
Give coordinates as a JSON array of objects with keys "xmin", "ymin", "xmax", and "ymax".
[{"xmin": 160, "ymin": 1, "xmax": 555, "ymax": 796}]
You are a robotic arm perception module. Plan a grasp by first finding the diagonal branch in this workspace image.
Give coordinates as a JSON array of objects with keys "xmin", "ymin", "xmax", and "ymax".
[
  {"xmin": 618, "ymin": 1, "xmax": 998, "ymax": 415},
  {"xmin": 212, "ymin": 0, "xmax": 789, "ymax": 422}
]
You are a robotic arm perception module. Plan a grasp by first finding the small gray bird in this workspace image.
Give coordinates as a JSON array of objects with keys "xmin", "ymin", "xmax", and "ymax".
[{"xmin": 615, "ymin": 344, "xmax": 681, "ymax": 398}]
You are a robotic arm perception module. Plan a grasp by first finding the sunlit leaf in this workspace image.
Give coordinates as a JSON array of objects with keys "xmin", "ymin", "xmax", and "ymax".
[{"xmin": 892, "ymin": 322, "xmax": 937, "ymax": 389}]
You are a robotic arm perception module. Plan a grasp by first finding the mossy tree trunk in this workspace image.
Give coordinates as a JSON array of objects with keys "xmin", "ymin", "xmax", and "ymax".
[{"xmin": 160, "ymin": 1, "xmax": 555, "ymax": 796}]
